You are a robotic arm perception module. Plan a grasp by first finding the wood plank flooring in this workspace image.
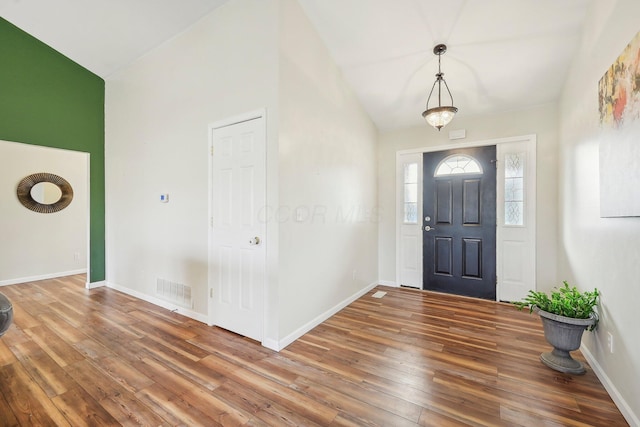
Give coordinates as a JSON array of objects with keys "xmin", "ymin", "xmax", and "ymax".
[{"xmin": 0, "ymin": 275, "xmax": 628, "ymax": 426}]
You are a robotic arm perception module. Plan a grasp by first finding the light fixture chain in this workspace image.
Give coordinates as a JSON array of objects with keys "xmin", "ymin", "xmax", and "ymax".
[{"xmin": 421, "ymin": 43, "xmax": 458, "ymax": 131}]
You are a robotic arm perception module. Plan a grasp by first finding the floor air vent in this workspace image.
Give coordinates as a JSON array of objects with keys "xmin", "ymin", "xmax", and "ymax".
[
  {"xmin": 372, "ymin": 291, "xmax": 387, "ymax": 299},
  {"xmin": 156, "ymin": 278, "xmax": 193, "ymax": 309}
]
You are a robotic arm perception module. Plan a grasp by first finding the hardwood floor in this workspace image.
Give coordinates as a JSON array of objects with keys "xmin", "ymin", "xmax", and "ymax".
[{"xmin": 0, "ymin": 275, "xmax": 628, "ymax": 426}]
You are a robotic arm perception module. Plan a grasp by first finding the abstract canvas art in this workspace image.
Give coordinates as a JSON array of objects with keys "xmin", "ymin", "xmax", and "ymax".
[
  {"xmin": 599, "ymin": 30, "xmax": 640, "ymax": 217},
  {"xmin": 598, "ymin": 31, "xmax": 640, "ymax": 127}
]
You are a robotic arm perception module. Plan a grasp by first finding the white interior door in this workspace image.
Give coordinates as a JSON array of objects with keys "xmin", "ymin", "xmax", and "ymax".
[{"xmin": 209, "ymin": 114, "xmax": 265, "ymax": 342}]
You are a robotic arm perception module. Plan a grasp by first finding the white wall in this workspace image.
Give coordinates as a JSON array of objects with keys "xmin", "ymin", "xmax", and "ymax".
[
  {"xmin": 558, "ymin": 0, "xmax": 640, "ymax": 423},
  {"xmin": 0, "ymin": 140, "xmax": 87, "ymax": 284},
  {"xmin": 378, "ymin": 105, "xmax": 559, "ymax": 293},
  {"xmin": 105, "ymin": 0, "xmax": 280, "ymax": 326},
  {"xmin": 277, "ymin": 0, "xmax": 379, "ymax": 341},
  {"xmin": 105, "ymin": 0, "xmax": 378, "ymax": 347}
]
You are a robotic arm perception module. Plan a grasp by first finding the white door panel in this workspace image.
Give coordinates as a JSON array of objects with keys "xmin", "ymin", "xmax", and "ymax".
[
  {"xmin": 497, "ymin": 138, "xmax": 536, "ymax": 302},
  {"xmin": 209, "ymin": 115, "xmax": 265, "ymax": 342},
  {"xmin": 396, "ymin": 153, "xmax": 423, "ymax": 288}
]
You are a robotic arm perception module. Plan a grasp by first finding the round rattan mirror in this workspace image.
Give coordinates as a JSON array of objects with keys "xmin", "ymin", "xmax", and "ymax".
[{"xmin": 16, "ymin": 173, "xmax": 73, "ymax": 213}]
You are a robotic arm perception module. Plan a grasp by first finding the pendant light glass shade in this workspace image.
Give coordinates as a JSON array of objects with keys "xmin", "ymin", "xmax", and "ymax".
[
  {"xmin": 422, "ymin": 106, "xmax": 458, "ymax": 130},
  {"xmin": 422, "ymin": 44, "xmax": 458, "ymax": 131}
]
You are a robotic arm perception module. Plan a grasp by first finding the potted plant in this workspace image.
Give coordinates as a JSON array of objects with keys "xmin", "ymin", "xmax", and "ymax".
[{"xmin": 515, "ymin": 281, "xmax": 599, "ymax": 375}]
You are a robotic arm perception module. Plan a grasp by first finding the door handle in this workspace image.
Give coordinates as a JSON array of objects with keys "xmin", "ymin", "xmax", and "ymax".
[
  {"xmin": 424, "ymin": 226, "xmax": 435, "ymax": 232},
  {"xmin": 249, "ymin": 236, "xmax": 261, "ymax": 245}
]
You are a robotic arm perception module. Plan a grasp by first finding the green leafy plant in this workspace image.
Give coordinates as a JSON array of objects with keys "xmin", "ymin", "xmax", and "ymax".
[{"xmin": 515, "ymin": 281, "xmax": 600, "ymax": 331}]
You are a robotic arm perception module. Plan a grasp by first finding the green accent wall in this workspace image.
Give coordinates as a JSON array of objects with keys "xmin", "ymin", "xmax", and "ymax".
[{"xmin": 0, "ymin": 18, "xmax": 105, "ymax": 283}]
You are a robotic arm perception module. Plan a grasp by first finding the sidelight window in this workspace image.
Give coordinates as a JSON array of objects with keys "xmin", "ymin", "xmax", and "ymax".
[
  {"xmin": 403, "ymin": 162, "xmax": 418, "ymax": 223},
  {"xmin": 504, "ymin": 152, "xmax": 525, "ymax": 226}
]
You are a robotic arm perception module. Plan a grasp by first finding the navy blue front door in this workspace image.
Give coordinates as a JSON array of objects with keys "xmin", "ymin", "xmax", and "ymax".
[{"xmin": 423, "ymin": 146, "xmax": 497, "ymax": 300}]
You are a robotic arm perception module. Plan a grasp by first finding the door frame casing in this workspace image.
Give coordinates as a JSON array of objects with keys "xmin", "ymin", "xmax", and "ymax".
[
  {"xmin": 207, "ymin": 108, "xmax": 268, "ymax": 344},
  {"xmin": 395, "ymin": 134, "xmax": 537, "ymax": 300}
]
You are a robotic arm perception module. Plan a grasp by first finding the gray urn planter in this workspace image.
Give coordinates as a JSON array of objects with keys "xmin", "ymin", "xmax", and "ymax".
[
  {"xmin": 0, "ymin": 292, "xmax": 13, "ymax": 337},
  {"xmin": 534, "ymin": 306, "xmax": 596, "ymax": 375}
]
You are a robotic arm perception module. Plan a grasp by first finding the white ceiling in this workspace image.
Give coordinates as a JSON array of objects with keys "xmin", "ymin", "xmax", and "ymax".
[
  {"xmin": 0, "ymin": 0, "xmax": 230, "ymax": 77},
  {"xmin": 1, "ymin": 0, "xmax": 592, "ymax": 131},
  {"xmin": 297, "ymin": 0, "xmax": 592, "ymax": 130}
]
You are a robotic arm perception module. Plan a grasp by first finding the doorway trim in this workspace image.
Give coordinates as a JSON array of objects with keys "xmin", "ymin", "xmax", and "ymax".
[
  {"xmin": 395, "ymin": 134, "xmax": 536, "ymax": 301},
  {"xmin": 207, "ymin": 108, "xmax": 268, "ymax": 345},
  {"xmin": 0, "ymin": 140, "xmax": 91, "ymax": 287}
]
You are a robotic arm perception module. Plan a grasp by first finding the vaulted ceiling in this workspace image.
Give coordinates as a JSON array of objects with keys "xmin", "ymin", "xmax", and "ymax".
[{"xmin": 1, "ymin": 0, "xmax": 592, "ymax": 130}]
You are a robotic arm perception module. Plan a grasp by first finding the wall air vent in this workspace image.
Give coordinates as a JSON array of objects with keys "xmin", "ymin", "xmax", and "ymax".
[{"xmin": 156, "ymin": 278, "xmax": 193, "ymax": 309}]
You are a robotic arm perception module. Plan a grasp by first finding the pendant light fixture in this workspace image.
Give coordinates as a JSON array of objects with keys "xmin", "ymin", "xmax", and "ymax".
[{"xmin": 422, "ymin": 44, "xmax": 458, "ymax": 131}]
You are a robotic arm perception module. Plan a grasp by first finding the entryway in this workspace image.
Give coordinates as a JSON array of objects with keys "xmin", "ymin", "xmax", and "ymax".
[{"xmin": 396, "ymin": 135, "xmax": 537, "ymax": 302}]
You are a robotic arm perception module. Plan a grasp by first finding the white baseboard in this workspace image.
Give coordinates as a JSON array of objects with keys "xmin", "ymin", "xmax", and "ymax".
[
  {"xmin": 272, "ymin": 281, "xmax": 379, "ymax": 352},
  {"xmin": 581, "ymin": 344, "xmax": 640, "ymax": 427},
  {"xmin": 0, "ymin": 269, "xmax": 88, "ymax": 286},
  {"xmin": 378, "ymin": 280, "xmax": 398, "ymax": 287},
  {"xmin": 261, "ymin": 338, "xmax": 280, "ymax": 352},
  {"xmin": 106, "ymin": 281, "xmax": 209, "ymax": 324},
  {"xmin": 86, "ymin": 280, "xmax": 106, "ymax": 289},
  {"xmin": 103, "ymin": 281, "xmax": 380, "ymax": 352}
]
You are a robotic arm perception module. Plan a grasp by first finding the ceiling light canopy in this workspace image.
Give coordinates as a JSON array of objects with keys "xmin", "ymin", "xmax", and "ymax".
[{"xmin": 422, "ymin": 44, "xmax": 458, "ymax": 131}]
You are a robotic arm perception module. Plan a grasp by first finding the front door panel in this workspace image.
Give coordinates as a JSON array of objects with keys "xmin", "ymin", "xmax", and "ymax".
[{"xmin": 423, "ymin": 146, "xmax": 496, "ymax": 299}]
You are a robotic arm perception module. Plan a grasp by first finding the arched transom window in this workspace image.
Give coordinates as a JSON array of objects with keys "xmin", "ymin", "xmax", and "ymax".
[{"xmin": 434, "ymin": 154, "xmax": 483, "ymax": 177}]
